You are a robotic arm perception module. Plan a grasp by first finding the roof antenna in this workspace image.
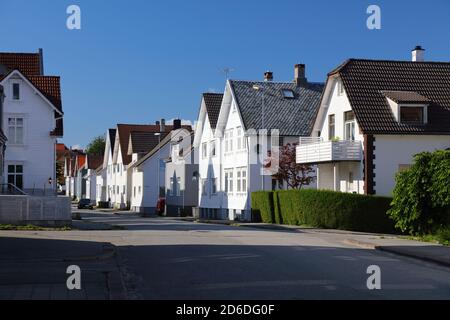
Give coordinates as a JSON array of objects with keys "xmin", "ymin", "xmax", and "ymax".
[{"xmin": 221, "ymin": 67, "xmax": 235, "ymax": 80}]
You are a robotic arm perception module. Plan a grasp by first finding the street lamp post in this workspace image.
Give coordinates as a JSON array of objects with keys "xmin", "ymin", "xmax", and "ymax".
[{"xmin": 253, "ymin": 83, "xmax": 266, "ymax": 191}]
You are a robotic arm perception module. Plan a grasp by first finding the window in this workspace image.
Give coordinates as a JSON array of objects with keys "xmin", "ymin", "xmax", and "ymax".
[
  {"xmin": 133, "ymin": 186, "xmax": 136, "ymax": 197},
  {"xmin": 400, "ymin": 106, "xmax": 424, "ymax": 125},
  {"xmin": 282, "ymin": 89, "xmax": 295, "ymax": 99},
  {"xmin": 7, "ymin": 118, "xmax": 24, "ymax": 144},
  {"xmin": 176, "ymin": 177, "xmax": 181, "ymax": 196},
  {"xmin": 236, "ymin": 127, "xmax": 245, "ymax": 150},
  {"xmin": 210, "ymin": 140, "xmax": 216, "ymax": 157},
  {"xmin": 337, "ymin": 80, "xmax": 344, "ymax": 96},
  {"xmin": 211, "ymin": 177, "xmax": 217, "ymax": 195},
  {"xmin": 236, "ymin": 168, "xmax": 247, "ymax": 193},
  {"xmin": 12, "ymin": 83, "xmax": 20, "ymax": 100},
  {"xmin": 224, "ymin": 169, "xmax": 233, "ymax": 193},
  {"xmin": 123, "ymin": 185, "xmax": 125, "ymax": 194},
  {"xmin": 344, "ymin": 111, "xmax": 355, "ymax": 141},
  {"xmin": 169, "ymin": 177, "xmax": 174, "ymax": 196},
  {"xmin": 225, "ymin": 129, "xmax": 233, "ymax": 153},
  {"xmin": 347, "ymin": 172, "xmax": 354, "ymax": 191},
  {"xmin": 328, "ymin": 114, "xmax": 335, "ymax": 140},
  {"xmin": 138, "ymin": 186, "xmax": 141, "ymax": 194},
  {"xmin": 116, "ymin": 186, "xmax": 119, "ymax": 194},
  {"xmin": 8, "ymin": 164, "xmax": 23, "ymax": 190},
  {"xmin": 202, "ymin": 142, "xmax": 208, "ymax": 159}
]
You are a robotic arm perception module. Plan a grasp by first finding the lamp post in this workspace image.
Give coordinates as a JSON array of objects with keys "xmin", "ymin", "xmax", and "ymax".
[{"xmin": 253, "ymin": 83, "xmax": 266, "ymax": 191}]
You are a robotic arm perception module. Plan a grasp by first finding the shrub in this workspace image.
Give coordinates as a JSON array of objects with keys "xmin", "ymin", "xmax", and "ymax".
[
  {"xmin": 251, "ymin": 191, "xmax": 275, "ymax": 223},
  {"xmin": 252, "ymin": 189, "xmax": 397, "ymax": 234},
  {"xmin": 388, "ymin": 150, "xmax": 450, "ymax": 235}
]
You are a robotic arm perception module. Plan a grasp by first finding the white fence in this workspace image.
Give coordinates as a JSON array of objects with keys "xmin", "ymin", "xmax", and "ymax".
[{"xmin": 0, "ymin": 195, "xmax": 71, "ymax": 226}]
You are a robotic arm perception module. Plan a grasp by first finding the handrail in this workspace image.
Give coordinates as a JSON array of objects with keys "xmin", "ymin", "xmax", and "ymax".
[{"xmin": 0, "ymin": 183, "xmax": 27, "ymax": 195}]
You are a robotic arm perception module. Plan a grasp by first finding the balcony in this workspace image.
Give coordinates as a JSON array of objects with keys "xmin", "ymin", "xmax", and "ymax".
[{"xmin": 296, "ymin": 137, "xmax": 362, "ymax": 164}]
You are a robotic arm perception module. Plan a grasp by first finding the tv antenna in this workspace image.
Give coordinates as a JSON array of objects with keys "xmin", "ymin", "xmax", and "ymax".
[{"xmin": 221, "ymin": 67, "xmax": 235, "ymax": 80}]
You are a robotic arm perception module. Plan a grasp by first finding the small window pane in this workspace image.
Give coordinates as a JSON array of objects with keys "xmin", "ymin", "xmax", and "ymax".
[
  {"xmin": 8, "ymin": 165, "xmax": 14, "ymax": 173},
  {"xmin": 13, "ymin": 83, "xmax": 20, "ymax": 100},
  {"xmin": 16, "ymin": 165, "xmax": 23, "ymax": 173}
]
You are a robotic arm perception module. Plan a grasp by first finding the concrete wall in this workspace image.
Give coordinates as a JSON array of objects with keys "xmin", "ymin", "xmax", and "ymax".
[{"xmin": 0, "ymin": 195, "xmax": 71, "ymax": 226}]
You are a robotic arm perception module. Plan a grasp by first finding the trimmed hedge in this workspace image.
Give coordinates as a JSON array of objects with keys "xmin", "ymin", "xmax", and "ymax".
[
  {"xmin": 251, "ymin": 191, "xmax": 275, "ymax": 223},
  {"xmin": 252, "ymin": 189, "xmax": 397, "ymax": 234}
]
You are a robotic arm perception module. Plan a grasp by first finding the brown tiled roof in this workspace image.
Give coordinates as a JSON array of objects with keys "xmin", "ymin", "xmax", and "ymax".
[
  {"xmin": 203, "ymin": 93, "xmax": 223, "ymax": 129},
  {"xmin": 0, "ymin": 52, "xmax": 41, "ymax": 76},
  {"xmin": 333, "ymin": 59, "xmax": 450, "ymax": 134},
  {"xmin": 116, "ymin": 124, "xmax": 191, "ymax": 165},
  {"xmin": 382, "ymin": 91, "xmax": 430, "ymax": 104},
  {"xmin": 86, "ymin": 154, "xmax": 104, "ymax": 170},
  {"xmin": 28, "ymin": 76, "xmax": 62, "ymax": 110},
  {"xmin": 128, "ymin": 131, "xmax": 169, "ymax": 155}
]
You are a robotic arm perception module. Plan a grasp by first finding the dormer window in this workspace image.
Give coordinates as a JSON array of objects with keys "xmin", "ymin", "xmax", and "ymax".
[
  {"xmin": 281, "ymin": 89, "xmax": 295, "ymax": 99},
  {"xmin": 400, "ymin": 106, "xmax": 424, "ymax": 125}
]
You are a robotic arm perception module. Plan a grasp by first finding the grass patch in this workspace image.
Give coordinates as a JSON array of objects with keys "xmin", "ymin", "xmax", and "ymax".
[
  {"xmin": 404, "ymin": 228, "xmax": 450, "ymax": 246},
  {"xmin": 0, "ymin": 224, "xmax": 71, "ymax": 231}
]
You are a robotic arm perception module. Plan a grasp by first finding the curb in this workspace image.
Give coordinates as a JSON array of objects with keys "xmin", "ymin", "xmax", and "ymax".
[{"xmin": 343, "ymin": 238, "xmax": 450, "ymax": 268}]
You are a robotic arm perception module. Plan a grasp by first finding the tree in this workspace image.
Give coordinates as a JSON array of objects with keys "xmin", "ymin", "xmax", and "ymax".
[
  {"xmin": 265, "ymin": 143, "xmax": 315, "ymax": 189},
  {"xmin": 387, "ymin": 150, "xmax": 450, "ymax": 235},
  {"xmin": 85, "ymin": 135, "xmax": 106, "ymax": 155}
]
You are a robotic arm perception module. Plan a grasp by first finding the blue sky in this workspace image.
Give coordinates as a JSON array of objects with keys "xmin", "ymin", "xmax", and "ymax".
[{"xmin": 1, "ymin": 0, "xmax": 449, "ymax": 148}]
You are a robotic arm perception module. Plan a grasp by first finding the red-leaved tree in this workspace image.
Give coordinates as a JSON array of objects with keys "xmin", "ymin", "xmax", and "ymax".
[{"xmin": 265, "ymin": 143, "xmax": 315, "ymax": 189}]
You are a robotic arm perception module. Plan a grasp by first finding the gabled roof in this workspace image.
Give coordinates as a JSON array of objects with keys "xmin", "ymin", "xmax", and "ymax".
[
  {"xmin": 116, "ymin": 123, "xmax": 191, "ymax": 165},
  {"xmin": 128, "ymin": 131, "xmax": 169, "ymax": 155},
  {"xmin": 0, "ymin": 52, "xmax": 41, "ymax": 76},
  {"xmin": 228, "ymin": 80, "xmax": 324, "ymax": 136},
  {"xmin": 86, "ymin": 154, "xmax": 104, "ymax": 170},
  {"xmin": 0, "ymin": 51, "xmax": 64, "ymax": 136},
  {"xmin": 133, "ymin": 129, "xmax": 192, "ymax": 168},
  {"xmin": 108, "ymin": 129, "xmax": 117, "ymax": 155},
  {"xmin": 202, "ymin": 93, "xmax": 223, "ymax": 129},
  {"xmin": 332, "ymin": 59, "xmax": 450, "ymax": 134}
]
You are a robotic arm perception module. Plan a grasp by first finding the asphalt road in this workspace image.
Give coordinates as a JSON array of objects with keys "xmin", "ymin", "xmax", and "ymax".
[{"xmin": 77, "ymin": 210, "xmax": 450, "ymax": 300}]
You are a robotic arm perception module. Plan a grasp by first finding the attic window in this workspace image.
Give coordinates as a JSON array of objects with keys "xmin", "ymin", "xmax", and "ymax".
[
  {"xmin": 281, "ymin": 89, "xmax": 295, "ymax": 99},
  {"xmin": 400, "ymin": 106, "xmax": 424, "ymax": 125}
]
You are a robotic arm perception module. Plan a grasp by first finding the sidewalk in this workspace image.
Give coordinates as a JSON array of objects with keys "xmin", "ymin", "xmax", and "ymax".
[
  {"xmin": 0, "ymin": 232, "xmax": 126, "ymax": 299},
  {"xmin": 184, "ymin": 218, "xmax": 450, "ymax": 268}
]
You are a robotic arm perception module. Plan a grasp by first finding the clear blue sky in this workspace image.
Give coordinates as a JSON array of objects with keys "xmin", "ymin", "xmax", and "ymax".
[{"xmin": 1, "ymin": 0, "xmax": 449, "ymax": 148}]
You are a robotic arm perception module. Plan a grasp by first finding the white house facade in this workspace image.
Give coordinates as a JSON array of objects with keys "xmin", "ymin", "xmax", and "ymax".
[
  {"xmin": 297, "ymin": 47, "xmax": 450, "ymax": 196},
  {"xmin": 196, "ymin": 66, "xmax": 324, "ymax": 221},
  {"xmin": 0, "ymin": 50, "xmax": 64, "ymax": 195},
  {"xmin": 0, "ymin": 85, "xmax": 6, "ymax": 186}
]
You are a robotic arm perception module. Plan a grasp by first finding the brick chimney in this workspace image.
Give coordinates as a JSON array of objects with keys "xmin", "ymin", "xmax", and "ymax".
[
  {"xmin": 173, "ymin": 119, "xmax": 182, "ymax": 130},
  {"xmin": 264, "ymin": 71, "xmax": 273, "ymax": 82},
  {"xmin": 38, "ymin": 48, "xmax": 44, "ymax": 75},
  {"xmin": 412, "ymin": 45, "xmax": 425, "ymax": 62},
  {"xmin": 294, "ymin": 64, "xmax": 307, "ymax": 86}
]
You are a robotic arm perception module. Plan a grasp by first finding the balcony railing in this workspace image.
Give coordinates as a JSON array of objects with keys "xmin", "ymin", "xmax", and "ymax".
[{"xmin": 296, "ymin": 138, "xmax": 362, "ymax": 164}]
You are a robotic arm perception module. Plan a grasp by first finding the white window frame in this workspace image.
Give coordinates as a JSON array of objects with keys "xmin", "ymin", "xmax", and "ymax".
[
  {"xmin": 337, "ymin": 79, "xmax": 345, "ymax": 96},
  {"xmin": 236, "ymin": 167, "xmax": 247, "ymax": 194},
  {"xmin": 210, "ymin": 140, "xmax": 217, "ymax": 157},
  {"xmin": 225, "ymin": 169, "xmax": 234, "ymax": 194},
  {"xmin": 7, "ymin": 116, "xmax": 25, "ymax": 145},
  {"xmin": 12, "ymin": 82, "xmax": 21, "ymax": 101},
  {"xmin": 344, "ymin": 111, "xmax": 356, "ymax": 141},
  {"xmin": 399, "ymin": 104, "xmax": 427, "ymax": 125}
]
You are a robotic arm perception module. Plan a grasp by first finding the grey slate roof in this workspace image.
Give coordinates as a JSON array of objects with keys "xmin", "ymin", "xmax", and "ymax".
[
  {"xmin": 333, "ymin": 59, "xmax": 450, "ymax": 134},
  {"xmin": 229, "ymin": 80, "xmax": 324, "ymax": 136},
  {"xmin": 203, "ymin": 93, "xmax": 223, "ymax": 129}
]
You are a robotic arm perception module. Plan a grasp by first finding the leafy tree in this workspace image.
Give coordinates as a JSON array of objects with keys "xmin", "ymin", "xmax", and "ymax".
[
  {"xmin": 265, "ymin": 143, "xmax": 315, "ymax": 189},
  {"xmin": 387, "ymin": 150, "xmax": 450, "ymax": 235},
  {"xmin": 85, "ymin": 135, "xmax": 106, "ymax": 155}
]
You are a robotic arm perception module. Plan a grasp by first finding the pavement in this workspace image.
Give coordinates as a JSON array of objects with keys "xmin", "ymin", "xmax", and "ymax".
[{"xmin": 1, "ymin": 208, "xmax": 449, "ymax": 300}]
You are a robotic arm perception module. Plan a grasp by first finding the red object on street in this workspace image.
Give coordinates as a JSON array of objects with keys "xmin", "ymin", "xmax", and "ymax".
[{"xmin": 156, "ymin": 197, "xmax": 166, "ymax": 215}]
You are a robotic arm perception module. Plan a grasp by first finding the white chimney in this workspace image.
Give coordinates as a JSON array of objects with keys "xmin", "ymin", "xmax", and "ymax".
[{"xmin": 412, "ymin": 46, "xmax": 425, "ymax": 62}]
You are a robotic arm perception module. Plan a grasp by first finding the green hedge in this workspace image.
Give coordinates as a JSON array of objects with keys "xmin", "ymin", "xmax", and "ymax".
[
  {"xmin": 252, "ymin": 189, "xmax": 397, "ymax": 234},
  {"xmin": 251, "ymin": 191, "xmax": 275, "ymax": 223}
]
